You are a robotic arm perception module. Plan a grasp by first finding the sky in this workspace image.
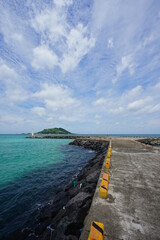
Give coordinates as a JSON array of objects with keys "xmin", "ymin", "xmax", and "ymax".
[{"xmin": 0, "ymin": 0, "xmax": 160, "ymax": 134}]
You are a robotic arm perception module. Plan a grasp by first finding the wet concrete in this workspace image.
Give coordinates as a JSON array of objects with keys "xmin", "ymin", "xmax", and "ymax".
[{"xmin": 80, "ymin": 138, "xmax": 160, "ymax": 240}]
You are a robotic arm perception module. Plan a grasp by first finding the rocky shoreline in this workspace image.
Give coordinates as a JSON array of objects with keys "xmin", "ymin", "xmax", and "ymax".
[
  {"xmin": 136, "ymin": 137, "xmax": 160, "ymax": 146},
  {"xmin": 10, "ymin": 138, "xmax": 109, "ymax": 240}
]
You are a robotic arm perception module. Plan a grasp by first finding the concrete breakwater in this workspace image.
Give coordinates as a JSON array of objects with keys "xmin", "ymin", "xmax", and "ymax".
[
  {"xmin": 14, "ymin": 138, "xmax": 109, "ymax": 240},
  {"xmin": 80, "ymin": 138, "xmax": 160, "ymax": 240},
  {"xmin": 27, "ymin": 135, "xmax": 160, "ymax": 147}
]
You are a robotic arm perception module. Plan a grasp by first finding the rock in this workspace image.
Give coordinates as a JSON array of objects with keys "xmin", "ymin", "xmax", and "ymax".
[
  {"xmin": 12, "ymin": 138, "xmax": 109, "ymax": 240},
  {"xmin": 82, "ymin": 184, "xmax": 96, "ymax": 194},
  {"xmin": 66, "ymin": 192, "xmax": 91, "ymax": 208},
  {"xmin": 35, "ymin": 221, "xmax": 50, "ymax": 235},
  {"xmin": 137, "ymin": 138, "xmax": 160, "ymax": 146},
  {"xmin": 4, "ymin": 228, "xmax": 32, "ymax": 240},
  {"xmin": 86, "ymin": 170, "xmax": 99, "ymax": 183}
]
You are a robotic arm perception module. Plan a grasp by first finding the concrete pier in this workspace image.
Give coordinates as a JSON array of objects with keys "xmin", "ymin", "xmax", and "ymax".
[{"xmin": 80, "ymin": 138, "xmax": 160, "ymax": 240}]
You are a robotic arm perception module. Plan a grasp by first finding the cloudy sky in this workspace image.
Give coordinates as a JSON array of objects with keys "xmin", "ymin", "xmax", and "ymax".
[{"xmin": 0, "ymin": 0, "xmax": 160, "ymax": 134}]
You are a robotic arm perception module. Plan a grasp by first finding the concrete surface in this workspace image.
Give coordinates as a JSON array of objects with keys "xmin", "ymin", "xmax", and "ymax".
[{"xmin": 80, "ymin": 138, "xmax": 160, "ymax": 240}]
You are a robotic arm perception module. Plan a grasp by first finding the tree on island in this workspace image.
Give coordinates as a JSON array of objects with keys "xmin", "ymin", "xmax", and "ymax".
[{"xmin": 38, "ymin": 128, "xmax": 71, "ymax": 134}]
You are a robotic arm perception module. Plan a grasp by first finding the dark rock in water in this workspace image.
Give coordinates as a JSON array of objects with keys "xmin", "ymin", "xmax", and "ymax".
[
  {"xmin": 6, "ymin": 228, "xmax": 33, "ymax": 240},
  {"xmin": 25, "ymin": 233, "xmax": 38, "ymax": 240},
  {"xmin": 35, "ymin": 221, "xmax": 50, "ymax": 236},
  {"xmin": 38, "ymin": 191, "xmax": 67, "ymax": 222},
  {"xmin": 38, "ymin": 205, "xmax": 58, "ymax": 222},
  {"xmin": 12, "ymin": 138, "xmax": 109, "ymax": 240}
]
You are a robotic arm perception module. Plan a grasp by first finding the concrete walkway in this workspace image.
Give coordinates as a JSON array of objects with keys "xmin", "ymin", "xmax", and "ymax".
[{"xmin": 80, "ymin": 138, "xmax": 160, "ymax": 240}]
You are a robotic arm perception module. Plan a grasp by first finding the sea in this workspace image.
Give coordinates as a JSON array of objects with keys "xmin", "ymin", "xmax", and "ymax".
[
  {"xmin": 0, "ymin": 134, "xmax": 95, "ymax": 239},
  {"xmin": 0, "ymin": 134, "xmax": 159, "ymax": 238}
]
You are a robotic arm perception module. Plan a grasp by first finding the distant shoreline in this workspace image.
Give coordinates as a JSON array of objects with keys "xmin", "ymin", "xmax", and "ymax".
[
  {"xmin": 26, "ymin": 135, "xmax": 160, "ymax": 146},
  {"xmin": 1, "ymin": 133, "xmax": 160, "ymax": 138}
]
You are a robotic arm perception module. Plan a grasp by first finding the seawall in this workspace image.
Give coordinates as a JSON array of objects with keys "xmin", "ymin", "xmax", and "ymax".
[{"xmin": 80, "ymin": 138, "xmax": 160, "ymax": 239}]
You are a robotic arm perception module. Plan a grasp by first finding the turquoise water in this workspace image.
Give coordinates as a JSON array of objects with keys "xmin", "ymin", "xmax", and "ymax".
[
  {"xmin": 0, "ymin": 135, "xmax": 95, "ymax": 238},
  {"xmin": 0, "ymin": 134, "xmax": 68, "ymax": 186}
]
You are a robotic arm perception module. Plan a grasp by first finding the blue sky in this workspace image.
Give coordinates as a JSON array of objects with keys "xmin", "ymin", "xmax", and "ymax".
[{"xmin": 0, "ymin": 0, "xmax": 160, "ymax": 134}]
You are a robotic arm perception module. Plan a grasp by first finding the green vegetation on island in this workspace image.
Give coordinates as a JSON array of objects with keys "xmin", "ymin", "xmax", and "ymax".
[{"xmin": 38, "ymin": 128, "xmax": 72, "ymax": 134}]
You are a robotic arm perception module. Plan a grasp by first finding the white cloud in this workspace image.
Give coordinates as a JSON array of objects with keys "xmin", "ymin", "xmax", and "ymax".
[
  {"xmin": 31, "ymin": 7, "xmax": 67, "ymax": 44},
  {"xmin": 31, "ymin": 83, "xmax": 89, "ymax": 126},
  {"xmin": 0, "ymin": 60, "xmax": 29, "ymax": 105},
  {"xmin": 113, "ymin": 55, "xmax": 134, "ymax": 83},
  {"xmin": 60, "ymin": 24, "xmax": 95, "ymax": 73},
  {"xmin": 0, "ymin": 84, "xmax": 29, "ymax": 106},
  {"xmin": 109, "ymin": 107, "xmax": 124, "ymax": 114},
  {"xmin": 95, "ymin": 114, "xmax": 101, "ymax": 119},
  {"xmin": 0, "ymin": 8, "xmax": 23, "ymax": 46},
  {"xmin": 149, "ymin": 103, "xmax": 160, "ymax": 113},
  {"xmin": 0, "ymin": 114, "xmax": 24, "ymax": 125},
  {"xmin": 32, "ymin": 45, "xmax": 58, "ymax": 70},
  {"xmin": 32, "ymin": 107, "xmax": 46, "ymax": 116},
  {"xmin": 128, "ymin": 97, "xmax": 152, "ymax": 111},
  {"xmin": 91, "ymin": 0, "xmax": 111, "ymax": 33},
  {"xmin": 123, "ymin": 85, "xmax": 143, "ymax": 99},
  {"xmin": 31, "ymin": 5, "xmax": 95, "ymax": 72},
  {"xmin": 12, "ymin": 33, "xmax": 23, "ymax": 42},
  {"xmin": 108, "ymin": 38, "xmax": 113, "ymax": 48},
  {"xmin": 5, "ymin": 87, "xmax": 28, "ymax": 104},
  {"xmin": 0, "ymin": 61, "xmax": 18, "ymax": 80},
  {"xmin": 152, "ymin": 81, "xmax": 160, "ymax": 90},
  {"xmin": 34, "ymin": 83, "xmax": 80, "ymax": 111},
  {"xmin": 92, "ymin": 82, "xmax": 160, "ymax": 118},
  {"xmin": 54, "ymin": 0, "xmax": 73, "ymax": 7},
  {"xmin": 0, "ymin": 0, "xmax": 160, "ymax": 134},
  {"xmin": 93, "ymin": 97, "xmax": 107, "ymax": 106},
  {"xmin": 59, "ymin": 115, "xmax": 79, "ymax": 122},
  {"xmin": 0, "ymin": 4, "xmax": 34, "ymax": 61}
]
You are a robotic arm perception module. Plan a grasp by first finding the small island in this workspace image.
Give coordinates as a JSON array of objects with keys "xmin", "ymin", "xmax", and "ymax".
[{"xmin": 38, "ymin": 127, "xmax": 71, "ymax": 134}]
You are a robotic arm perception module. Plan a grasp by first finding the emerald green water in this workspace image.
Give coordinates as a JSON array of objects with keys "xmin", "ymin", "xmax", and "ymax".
[
  {"xmin": 0, "ymin": 134, "xmax": 95, "ymax": 238},
  {"xmin": 0, "ymin": 135, "xmax": 69, "ymax": 186}
]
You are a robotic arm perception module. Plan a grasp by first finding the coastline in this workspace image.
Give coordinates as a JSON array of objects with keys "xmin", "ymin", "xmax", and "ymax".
[
  {"xmin": 4, "ymin": 136, "xmax": 160, "ymax": 239},
  {"xmin": 11, "ymin": 138, "xmax": 109, "ymax": 240}
]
